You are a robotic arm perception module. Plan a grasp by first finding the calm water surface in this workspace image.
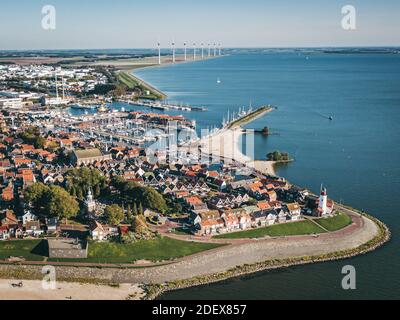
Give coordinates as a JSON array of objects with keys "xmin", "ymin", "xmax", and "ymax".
[{"xmin": 130, "ymin": 52, "xmax": 400, "ymax": 299}]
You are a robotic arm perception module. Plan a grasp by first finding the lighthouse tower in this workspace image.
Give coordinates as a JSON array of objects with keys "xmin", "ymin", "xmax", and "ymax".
[{"xmin": 318, "ymin": 186, "xmax": 328, "ymax": 216}]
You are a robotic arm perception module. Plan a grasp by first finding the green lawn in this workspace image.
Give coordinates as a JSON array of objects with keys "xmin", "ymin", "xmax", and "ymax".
[
  {"xmin": 314, "ymin": 212, "xmax": 352, "ymax": 231},
  {"xmin": 0, "ymin": 237, "xmax": 223, "ymax": 264},
  {"xmin": 116, "ymin": 71, "xmax": 138, "ymax": 89},
  {"xmin": 49, "ymin": 237, "xmax": 223, "ymax": 263},
  {"xmin": 0, "ymin": 239, "xmax": 46, "ymax": 261},
  {"xmin": 214, "ymin": 220, "xmax": 326, "ymax": 239}
]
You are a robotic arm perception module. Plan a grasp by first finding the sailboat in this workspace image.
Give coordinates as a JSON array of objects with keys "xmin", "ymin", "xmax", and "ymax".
[{"xmin": 97, "ymin": 103, "xmax": 110, "ymax": 113}]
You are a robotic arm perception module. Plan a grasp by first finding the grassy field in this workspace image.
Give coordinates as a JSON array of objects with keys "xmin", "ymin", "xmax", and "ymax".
[
  {"xmin": 0, "ymin": 237, "xmax": 223, "ymax": 264},
  {"xmin": 214, "ymin": 220, "xmax": 326, "ymax": 239},
  {"xmin": 314, "ymin": 212, "xmax": 352, "ymax": 231},
  {"xmin": 50, "ymin": 237, "xmax": 223, "ymax": 263},
  {"xmin": 49, "ymin": 237, "xmax": 223, "ymax": 263},
  {"xmin": 85, "ymin": 237, "xmax": 221, "ymax": 263},
  {"xmin": 116, "ymin": 71, "xmax": 165, "ymax": 100},
  {"xmin": 116, "ymin": 71, "xmax": 138, "ymax": 89},
  {"xmin": 0, "ymin": 240, "xmax": 46, "ymax": 261}
]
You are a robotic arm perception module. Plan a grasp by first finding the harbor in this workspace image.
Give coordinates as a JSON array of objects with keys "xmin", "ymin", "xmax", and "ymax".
[{"xmin": 118, "ymin": 99, "xmax": 207, "ymax": 112}]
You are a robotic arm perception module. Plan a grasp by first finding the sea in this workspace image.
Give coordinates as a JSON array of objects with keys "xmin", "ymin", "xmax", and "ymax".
[{"xmin": 73, "ymin": 49, "xmax": 400, "ymax": 299}]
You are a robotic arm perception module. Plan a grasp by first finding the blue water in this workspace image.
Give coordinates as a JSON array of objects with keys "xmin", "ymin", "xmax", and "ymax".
[{"xmin": 133, "ymin": 51, "xmax": 400, "ymax": 299}]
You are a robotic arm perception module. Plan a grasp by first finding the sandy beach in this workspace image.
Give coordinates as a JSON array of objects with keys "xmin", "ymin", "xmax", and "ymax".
[
  {"xmin": 201, "ymin": 127, "xmax": 277, "ymax": 176},
  {"xmin": 0, "ymin": 279, "xmax": 144, "ymax": 300},
  {"xmin": 0, "ymin": 206, "xmax": 386, "ymax": 301}
]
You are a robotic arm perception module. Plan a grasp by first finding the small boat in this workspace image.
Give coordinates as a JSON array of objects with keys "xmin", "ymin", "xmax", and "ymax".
[
  {"xmin": 71, "ymin": 103, "xmax": 99, "ymax": 110},
  {"xmin": 217, "ymin": 77, "xmax": 221, "ymax": 84},
  {"xmin": 97, "ymin": 104, "xmax": 109, "ymax": 112},
  {"xmin": 329, "ymin": 116, "xmax": 333, "ymax": 120}
]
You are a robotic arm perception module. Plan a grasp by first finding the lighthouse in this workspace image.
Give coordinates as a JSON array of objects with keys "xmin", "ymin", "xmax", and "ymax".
[{"xmin": 318, "ymin": 185, "xmax": 328, "ymax": 216}]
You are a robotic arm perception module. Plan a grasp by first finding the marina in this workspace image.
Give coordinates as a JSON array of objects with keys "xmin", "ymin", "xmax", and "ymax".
[{"xmin": 119, "ymin": 99, "xmax": 207, "ymax": 112}]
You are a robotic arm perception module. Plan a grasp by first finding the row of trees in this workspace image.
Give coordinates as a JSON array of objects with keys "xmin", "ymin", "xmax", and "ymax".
[
  {"xmin": 25, "ymin": 183, "xmax": 79, "ymax": 220},
  {"xmin": 267, "ymin": 150, "xmax": 290, "ymax": 162},
  {"xmin": 25, "ymin": 172, "xmax": 167, "ymax": 224},
  {"xmin": 65, "ymin": 167, "xmax": 107, "ymax": 200}
]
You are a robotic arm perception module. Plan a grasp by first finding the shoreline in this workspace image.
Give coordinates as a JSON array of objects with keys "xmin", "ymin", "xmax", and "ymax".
[
  {"xmin": 0, "ymin": 54, "xmax": 392, "ymax": 301},
  {"xmin": 198, "ymin": 106, "xmax": 277, "ymax": 176},
  {"xmin": 144, "ymin": 210, "xmax": 391, "ymax": 299},
  {"xmin": 0, "ymin": 279, "xmax": 144, "ymax": 300},
  {"xmin": 115, "ymin": 54, "xmax": 227, "ymax": 100},
  {"xmin": 0, "ymin": 208, "xmax": 390, "ymax": 300}
]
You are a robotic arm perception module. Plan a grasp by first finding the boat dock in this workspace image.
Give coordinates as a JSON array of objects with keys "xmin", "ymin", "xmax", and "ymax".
[
  {"xmin": 119, "ymin": 99, "xmax": 207, "ymax": 112},
  {"xmin": 223, "ymin": 105, "xmax": 274, "ymax": 130}
]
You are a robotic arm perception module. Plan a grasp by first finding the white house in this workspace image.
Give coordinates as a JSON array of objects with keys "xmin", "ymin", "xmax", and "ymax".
[
  {"xmin": 266, "ymin": 212, "xmax": 277, "ymax": 225},
  {"xmin": 286, "ymin": 203, "xmax": 302, "ymax": 221},
  {"xmin": 0, "ymin": 226, "xmax": 10, "ymax": 240},
  {"xmin": 90, "ymin": 221, "xmax": 108, "ymax": 241},
  {"xmin": 21, "ymin": 210, "xmax": 37, "ymax": 225}
]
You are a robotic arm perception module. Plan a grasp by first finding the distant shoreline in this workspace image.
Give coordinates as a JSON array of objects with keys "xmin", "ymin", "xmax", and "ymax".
[{"xmin": 125, "ymin": 54, "xmax": 226, "ymax": 100}]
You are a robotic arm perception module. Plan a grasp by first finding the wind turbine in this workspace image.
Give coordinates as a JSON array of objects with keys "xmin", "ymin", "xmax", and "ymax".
[
  {"xmin": 208, "ymin": 43, "xmax": 211, "ymax": 57},
  {"xmin": 201, "ymin": 43, "xmax": 204, "ymax": 59},
  {"xmin": 172, "ymin": 40, "xmax": 176, "ymax": 63},
  {"xmin": 184, "ymin": 42, "xmax": 187, "ymax": 61},
  {"xmin": 193, "ymin": 42, "xmax": 196, "ymax": 60},
  {"xmin": 157, "ymin": 41, "xmax": 161, "ymax": 65},
  {"xmin": 213, "ymin": 43, "xmax": 217, "ymax": 56},
  {"xmin": 218, "ymin": 43, "xmax": 222, "ymax": 56}
]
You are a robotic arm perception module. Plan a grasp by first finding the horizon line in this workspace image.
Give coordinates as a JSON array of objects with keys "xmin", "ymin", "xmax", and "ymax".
[{"xmin": 1, "ymin": 45, "xmax": 400, "ymax": 52}]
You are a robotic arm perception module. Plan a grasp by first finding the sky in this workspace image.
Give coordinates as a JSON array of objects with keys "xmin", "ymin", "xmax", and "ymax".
[{"xmin": 0, "ymin": 0, "xmax": 399, "ymax": 50}]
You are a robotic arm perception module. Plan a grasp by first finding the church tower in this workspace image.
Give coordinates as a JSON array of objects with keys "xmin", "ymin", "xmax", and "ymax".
[
  {"xmin": 85, "ymin": 188, "xmax": 96, "ymax": 214},
  {"xmin": 318, "ymin": 185, "xmax": 328, "ymax": 216}
]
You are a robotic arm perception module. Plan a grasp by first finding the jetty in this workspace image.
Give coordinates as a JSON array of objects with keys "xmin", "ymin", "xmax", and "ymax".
[{"xmin": 227, "ymin": 105, "xmax": 273, "ymax": 129}]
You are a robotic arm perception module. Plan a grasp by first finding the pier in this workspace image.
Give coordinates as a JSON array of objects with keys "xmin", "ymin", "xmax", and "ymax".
[
  {"xmin": 226, "ymin": 105, "xmax": 274, "ymax": 129},
  {"xmin": 119, "ymin": 99, "xmax": 207, "ymax": 112}
]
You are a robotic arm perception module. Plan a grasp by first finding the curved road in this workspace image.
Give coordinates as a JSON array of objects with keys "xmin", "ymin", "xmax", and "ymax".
[{"xmin": 0, "ymin": 208, "xmax": 379, "ymax": 286}]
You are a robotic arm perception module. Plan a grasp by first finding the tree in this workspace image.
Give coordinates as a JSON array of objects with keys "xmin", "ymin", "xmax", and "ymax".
[
  {"xmin": 44, "ymin": 186, "xmax": 79, "ymax": 220},
  {"xmin": 138, "ymin": 203, "xmax": 144, "ymax": 216},
  {"xmin": 267, "ymin": 150, "xmax": 290, "ymax": 161},
  {"xmin": 126, "ymin": 204, "xmax": 133, "ymax": 223},
  {"xmin": 65, "ymin": 167, "xmax": 106, "ymax": 200},
  {"xmin": 104, "ymin": 204, "xmax": 125, "ymax": 226},
  {"xmin": 132, "ymin": 202, "xmax": 138, "ymax": 216},
  {"xmin": 111, "ymin": 176, "xmax": 167, "ymax": 213},
  {"xmin": 46, "ymin": 140, "xmax": 59, "ymax": 152},
  {"xmin": 165, "ymin": 197, "xmax": 184, "ymax": 215},
  {"xmin": 24, "ymin": 182, "xmax": 50, "ymax": 215},
  {"xmin": 140, "ymin": 187, "xmax": 167, "ymax": 213},
  {"xmin": 18, "ymin": 127, "xmax": 46, "ymax": 149}
]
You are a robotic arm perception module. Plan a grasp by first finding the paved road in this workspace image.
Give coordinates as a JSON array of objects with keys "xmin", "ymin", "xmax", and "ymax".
[{"xmin": 0, "ymin": 208, "xmax": 379, "ymax": 285}]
